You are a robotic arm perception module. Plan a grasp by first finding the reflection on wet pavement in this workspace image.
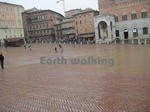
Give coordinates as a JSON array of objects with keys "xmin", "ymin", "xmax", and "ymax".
[{"xmin": 0, "ymin": 44, "xmax": 150, "ymax": 112}]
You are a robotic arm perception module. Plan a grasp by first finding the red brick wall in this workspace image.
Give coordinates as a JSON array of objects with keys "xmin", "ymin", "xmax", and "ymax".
[
  {"xmin": 99, "ymin": 0, "xmax": 150, "ymax": 21},
  {"xmin": 74, "ymin": 11, "xmax": 98, "ymax": 35}
]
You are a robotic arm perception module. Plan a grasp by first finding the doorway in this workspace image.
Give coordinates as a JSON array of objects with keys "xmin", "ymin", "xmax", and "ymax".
[{"xmin": 124, "ymin": 29, "xmax": 129, "ymax": 39}]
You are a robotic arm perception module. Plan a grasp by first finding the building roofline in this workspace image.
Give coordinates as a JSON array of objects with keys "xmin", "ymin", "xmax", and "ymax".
[
  {"xmin": 0, "ymin": 2, "xmax": 24, "ymax": 8},
  {"xmin": 23, "ymin": 9, "xmax": 64, "ymax": 17},
  {"xmin": 73, "ymin": 10, "xmax": 99, "ymax": 16},
  {"xmin": 65, "ymin": 9, "xmax": 81, "ymax": 13},
  {"xmin": 24, "ymin": 7, "xmax": 39, "ymax": 12}
]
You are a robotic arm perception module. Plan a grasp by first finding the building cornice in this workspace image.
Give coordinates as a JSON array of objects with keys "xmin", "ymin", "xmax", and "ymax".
[
  {"xmin": 23, "ymin": 9, "xmax": 64, "ymax": 17},
  {"xmin": 0, "ymin": 2, "xmax": 24, "ymax": 8}
]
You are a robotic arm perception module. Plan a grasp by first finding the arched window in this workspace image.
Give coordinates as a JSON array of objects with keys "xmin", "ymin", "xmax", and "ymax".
[
  {"xmin": 122, "ymin": 14, "xmax": 127, "ymax": 21},
  {"xmin": 141, "ymin": 9, "xmax": 147, "ymax": 18},
  {"xmin": 115, "ymin": 16, "xmax": 118, "ymax": 22},
  {"xmin": 143, "ymin": 27, "xmax": 148, "ymax": 35},
  {"xmin": 133, "ymin": 28, "xmax": 138, "ymax": 37},
  {"xmin": 131, "ymin": 11, "xmax": 137, "ymax": 20}
]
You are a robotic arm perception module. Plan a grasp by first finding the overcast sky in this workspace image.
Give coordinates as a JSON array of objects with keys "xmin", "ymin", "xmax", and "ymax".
[{"xmin": 0, "ymin": 0, "xmax": 99, "ymax": 15}]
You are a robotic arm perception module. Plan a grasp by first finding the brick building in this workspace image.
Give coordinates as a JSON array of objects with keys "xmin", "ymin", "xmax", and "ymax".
[
  {"xmin": 0, "ymin": 2, "xmax": 24, "ymax": 42},
  {"xmin": 54, "ymin": 9, "xmax": 81, "ymax": 41},
  {"xmin": 95, "ymin": 0, "xmax": 150, "ymax": 44},
  {"xmin": 74, "ymin": 9, "xmax": 99, "ymax": 41},
  {"xmin": 65, "ymin": 9, "xmax": 82, "ymax": 18},
  {"xmin": 22, "ymin": 8, "xmax": 63, "ymax": 41},
  {"xmin": 99, "ymin": 0, "xmax": 150, "ymax": 22}
]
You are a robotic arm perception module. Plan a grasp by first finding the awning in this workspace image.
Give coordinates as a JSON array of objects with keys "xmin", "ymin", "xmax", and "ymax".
[
  {"xmin": 78, "ymin": 34, "xmax": 95, "ymax": 38},
  {"xmin": 7, "ymin": 38, "xmax": 23, "ymax": 43}
]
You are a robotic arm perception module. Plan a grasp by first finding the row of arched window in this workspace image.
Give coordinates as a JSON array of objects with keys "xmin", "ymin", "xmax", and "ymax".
[{"xmin": 115, "ymin": 9, "xmax": 148, "ymax": 22}]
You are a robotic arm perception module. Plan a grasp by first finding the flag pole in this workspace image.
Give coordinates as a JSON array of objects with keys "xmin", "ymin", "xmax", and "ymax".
[
  {"xmin": 57, "ymin": 0, "xmax": 66, "ymax": 16},
  {"xmin": 63, "ymin": 0, "xmax": 66, "ymax": 15}
]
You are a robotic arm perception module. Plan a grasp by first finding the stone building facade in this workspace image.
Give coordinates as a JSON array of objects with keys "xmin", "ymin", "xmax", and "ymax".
[
  {"xmin": 65, "ymin": 9, "xmax": 82, "ymax": 18},
  {"xmin": 0, "ymin": 2, "xmax": 24, "ymax": 42},
  {"xmin": 54, "ymin": 23, "xmax": 62, "ymax": 40},
  {"xmin": 95, "ymin": 0, "xmax": 150, "ymax": 44},
  {"xmin": 61, "ymin": 17, "xmax": 75, "ymax": 40},
  {"xmin": 74, "ymin": 9, "xmax": 99, "ymax": 41},
  {"xmin": 54, "ymin": 9, "xmax": 82, "ymax": 41},
  {"xmin": 22, "ymin": 8, "xmax": 63, "ymax": 41},
  {"xmin": 94, "ymin": 15, "xmax": 116, "ymax": 44}
]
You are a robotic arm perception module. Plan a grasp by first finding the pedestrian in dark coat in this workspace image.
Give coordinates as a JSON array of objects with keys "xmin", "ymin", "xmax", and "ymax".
[
  {"xmin": 58, "ymin": 44, "xmax": 63, "ymax": 53},
  {"xmin": 0, "ymin": 53, "xmax": 4, "ymax": 70},
  {"xmin": 55, "ymin": 47, "xmax": 57, "ymax": 53},
  {"xmin": 59, "ymin": 44, "xmax": 62, "ymax": 49},
  {"xmin": 24, "ymin": 45, "xmax": 27, "ymax": 50}
]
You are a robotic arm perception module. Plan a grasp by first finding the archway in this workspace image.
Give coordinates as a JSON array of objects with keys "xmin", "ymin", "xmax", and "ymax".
[{"xmin": 98, "ymin": 21, "xmax": 108, "ymax": 40}]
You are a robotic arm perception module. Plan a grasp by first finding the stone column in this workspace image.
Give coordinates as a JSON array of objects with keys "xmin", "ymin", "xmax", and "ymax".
[
  {"xmin": 107, "ymin": 25, "xmax": 111, "ymax": 40},
  {"xmin": 122, "ymin": 40, "xmax": 124, "ymax": 44},
  {"xmin": 145, "ymin": 38, "xmax": 147, "ymax": 45},
  {"xmin": 132, "ymin": 39, "xmax": 134, "ymax": 44},
  {"xmin": 94, "ymin": 21, "xmax": 99, "ymax": 44},
  {"xmin": 138, "ymin": 39, "xmax": 141, "ymax": 45}
]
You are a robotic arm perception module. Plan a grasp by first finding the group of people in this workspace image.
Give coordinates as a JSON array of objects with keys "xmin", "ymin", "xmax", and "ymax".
[
  {"xmin": 55, "ymin": 44, "xmax": 63, "ymax": 53},
  {"xmin": 0, "ymin": 44, "xmax": 64, "ymax": 70}
]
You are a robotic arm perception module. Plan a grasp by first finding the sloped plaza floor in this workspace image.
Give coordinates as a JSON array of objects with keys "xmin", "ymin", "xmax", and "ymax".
[{"xmin": 0, "ymin": 44, "xmax": 150, "ymax": 112}]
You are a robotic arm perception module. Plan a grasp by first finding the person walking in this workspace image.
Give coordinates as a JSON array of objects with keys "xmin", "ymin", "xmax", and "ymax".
[
  {"xmin": 4, "ymin": 40, "xmax": 8, "ymax": 49},
  {"xmin": 58, "ymin": 44, "xmax": 63, "ymax": 53},
  {"xmin": 61, "ymin": 47, "xmax": 63, "ymax": 53},
  {"xmin": 24, "ymin": 44, "xmax": 27, "ymax": 50},
  {"xmin": 5, "ymin": 42, "xmax": 8, "ymax": 49},
  {"xmin": 59, "ymin": 44, "xmax": 62, "ymax": 49},
  {"xmin": 28, "ymin": 44, "xmax": 32, "ymax": 51},
  {"xmin": 55, "ymin": 47, "xmax": 57, "ymax": 53},
  {"xmin": 0, "ymin": 53, "xmax": 4, "ymax": 70}
]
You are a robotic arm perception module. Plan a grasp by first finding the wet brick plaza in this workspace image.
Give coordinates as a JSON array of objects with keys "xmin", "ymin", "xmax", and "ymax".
[{"xmin": 0, "ymin": 44, "xmax": 150, "ymax": 112}]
